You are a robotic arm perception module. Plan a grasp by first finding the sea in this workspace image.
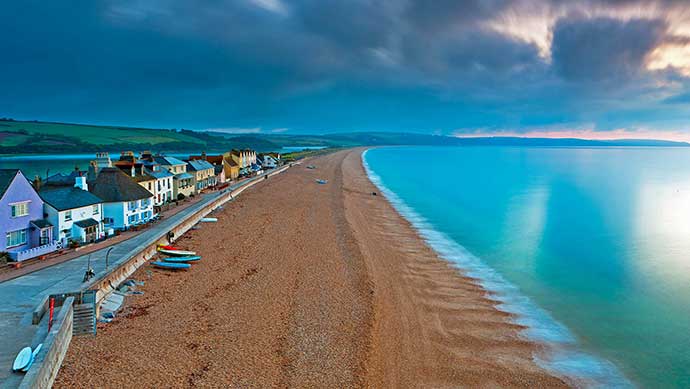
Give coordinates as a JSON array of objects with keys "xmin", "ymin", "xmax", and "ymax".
[
  {"xmin": 364, "ymin": 146, "xmax": 690, "ymax": 388},
  {"xmin": 0, "ymin": 147, "xmax": 314, "ymax": 179}
]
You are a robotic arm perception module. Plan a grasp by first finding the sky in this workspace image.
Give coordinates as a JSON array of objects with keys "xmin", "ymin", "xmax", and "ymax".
[{"xmin": 2, "ymin": 0, "xmax": 690, "ymax": 140}]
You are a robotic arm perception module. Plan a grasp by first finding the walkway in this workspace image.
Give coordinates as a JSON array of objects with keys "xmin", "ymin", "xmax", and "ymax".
[{"xmin": 0, "ymin": 169, "xmax": 284, "ymax": 387}]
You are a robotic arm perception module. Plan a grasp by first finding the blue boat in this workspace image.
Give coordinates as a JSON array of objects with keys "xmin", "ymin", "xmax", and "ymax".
[
  {"xmin": 151, "ymin": 261, "xmax": 191, "ymax": 270},
  {"xmin": 12, "ymin": 347, "xmax": 31, "ymax": 371},
  {"xmin": 162, "ymin": 256, "xmax": 201, "ymax": 263}
]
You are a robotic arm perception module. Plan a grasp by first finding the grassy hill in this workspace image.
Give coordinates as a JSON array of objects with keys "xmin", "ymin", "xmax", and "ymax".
[{"xmin": 0, "ymin": 119, "xmax": 211, "ymax": 153}]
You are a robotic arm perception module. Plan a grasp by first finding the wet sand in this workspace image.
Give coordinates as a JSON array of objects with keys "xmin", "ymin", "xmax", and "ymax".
[{"xmin": 55, "ymin": 148, "xmax": 567, "ymax": 388}]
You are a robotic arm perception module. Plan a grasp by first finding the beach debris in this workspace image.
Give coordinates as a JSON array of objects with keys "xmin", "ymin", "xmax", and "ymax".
[
  {"xmin": 372, "ymin": 192, "xmax": 377, "ymax": 196},
  {"xmin": 200, "ymin": 217, "xmax": 218, "ymax": 222},
  {"xmin": 306, "ymin": 165, "xmax": 316, "ymax": 169},
  {"xmin": 316, "ymin": 179, "xmax": 328, "ymax": 184}
]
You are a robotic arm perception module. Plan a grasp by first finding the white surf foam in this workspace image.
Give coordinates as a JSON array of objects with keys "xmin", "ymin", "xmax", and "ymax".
[{"xmin": 362, "ymin": 149, "xmax": 633, "ymax": 388}]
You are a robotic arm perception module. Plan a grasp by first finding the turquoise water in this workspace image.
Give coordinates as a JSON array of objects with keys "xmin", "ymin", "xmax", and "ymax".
[{"xmin": 364, "ymin": 146, "xmax": 690, "ymax": 388}]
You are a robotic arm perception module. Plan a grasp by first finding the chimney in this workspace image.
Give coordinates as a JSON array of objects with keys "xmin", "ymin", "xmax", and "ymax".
[
  {"xmin": 33, "ymin": 175, "xmax": 42, "ymax": 191},
  {"xmin": 88, "ymin": 161, "xmax": 99, "ymax": 182},
  {"xmin": 202, "ymin": 151, "xmax": 207, "ymax": 160},
  {"xmin": 75, "ymin": 173, "xmax": 88, "ymax": 191}
]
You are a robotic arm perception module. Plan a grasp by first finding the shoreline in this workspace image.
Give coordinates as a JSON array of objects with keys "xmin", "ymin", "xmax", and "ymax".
[
  {"xmin": 55, "ymin": 148, "xmax": 566, "ymax": 387},
  {"xmin": 361, "ymin": 148, "xmax": 631, "ymax": 388}
]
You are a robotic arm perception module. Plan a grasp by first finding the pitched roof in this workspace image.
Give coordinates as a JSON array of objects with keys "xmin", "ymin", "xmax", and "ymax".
[
  {"xmin": 186, "ymin": 159, "xmax": 215, "ymax": 172},
  {"xmin": 40, "ymin": 187, "xmax": 102, "ymax": 211},
  {"xmin": 190, "ymin": 155, "xmax": 224, "ymax": 165},
  {"xmin": 146, "ymin": 168, "xmax": 173, "ymax": 179},
  {"xmin": 44, "ymin": 170, "xmax": 87, "ymax": 187},
  {"xmin": 153, "ymin": 156, "xmax": 186, "ymax": 166},
  {"xmin": 0, "ymin": 169, "xmax": 20, "ymax": 198},
  {"xmin": 174, "ymin": 172, "xmax": 194, "ymax": 180},
  {"xmin": 89, "ymin": 167, "xmax": 153, "ymax": 202}
]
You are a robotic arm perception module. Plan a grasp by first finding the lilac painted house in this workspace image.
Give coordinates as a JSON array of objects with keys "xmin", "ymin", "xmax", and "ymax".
[{"xmin": 0, "ymin": 169, "xmax": 58, "ymax": 261}]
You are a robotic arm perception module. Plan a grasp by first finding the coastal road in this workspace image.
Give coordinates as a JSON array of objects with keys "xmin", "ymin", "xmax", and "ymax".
[{"xmin": 0, "ymin": 169, "xmax": 283, "ymax": 388}]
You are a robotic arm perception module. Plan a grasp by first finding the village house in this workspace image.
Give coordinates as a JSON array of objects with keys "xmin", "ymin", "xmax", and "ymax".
[
  {"xmin": 89, "ymin": 167, "xmax": 155, "ymax": 231},
  {"xmin": 115, "ymin": 152, "xmax": 157, "ymax": 198},
  {"xmin": 39, "ymin": 175, "xmax": 104, "ymax": 245},
  {"xmin": 214, "ymin": 165, "xmax": 226, "ymax": 183},
  {"xmin": 230, "ymin": 149, "xmax": 259, "ymax": 177},
  {"xmin": 189, "ymin": 152, "xmax": 237, "ymax": 183},
  {"xmin": 258, "ymin": 154, "xmax": 278, "ymax": 169},
  {"xmin": 186, "ymin": 159, "xmax": 216, "ymax": 192},
  {"xmin": 0, "ymin": 169, "xmax": 58, "ymax": 261},
  {"xmin": 152, "ymin": 155, "xmax": 195, "ymax": 199}
]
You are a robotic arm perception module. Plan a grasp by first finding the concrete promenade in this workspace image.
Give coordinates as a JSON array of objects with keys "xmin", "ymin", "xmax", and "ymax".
[{"xmin": 0, "ymin": 168, "xmax": 287, "ymax": 387}]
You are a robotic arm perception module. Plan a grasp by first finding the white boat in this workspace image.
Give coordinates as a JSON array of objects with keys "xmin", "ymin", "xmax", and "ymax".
[{"xmin": 157, "ymin": 248, "xmax": 197, "ymax": 256}]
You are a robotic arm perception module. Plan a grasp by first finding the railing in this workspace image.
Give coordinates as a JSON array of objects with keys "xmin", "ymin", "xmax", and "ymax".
[{"xmin": 9, "ymin": 240, "xmax": 61, "ymax": 262}]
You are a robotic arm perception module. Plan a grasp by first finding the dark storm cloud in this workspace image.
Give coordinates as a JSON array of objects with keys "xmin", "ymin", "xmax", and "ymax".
[
  {"xmin": 0, "ymin": 0, "xmax": 688, "ymax": 134},
  {"xmin": 552, "ymin": 17, "xmax": 666, "ymax": 82}
]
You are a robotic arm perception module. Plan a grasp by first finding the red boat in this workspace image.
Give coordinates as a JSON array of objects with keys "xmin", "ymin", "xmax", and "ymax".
[{"xmin": 158, "ymin": 245, "xmax": 183, "ymax": 251}]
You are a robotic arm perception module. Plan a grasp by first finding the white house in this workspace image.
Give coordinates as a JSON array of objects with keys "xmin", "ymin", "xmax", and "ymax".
[
  {"xmin": 89, "ymin": 167, "xmax": 155, "ymax": 231},
  {"xmin": 39, "ymin": 176, "xmax": 104, "ymax": 244},
  {"xmin": 143, "ymin": 163, "xmax": 174, "ymax": 207},
  {"xmin": 152, "ymin": 155, "xmax": 195, "ymax": 199},
  {"xmin": 259, "ymin": 154, "xmax": 278, "ymax": 169}
]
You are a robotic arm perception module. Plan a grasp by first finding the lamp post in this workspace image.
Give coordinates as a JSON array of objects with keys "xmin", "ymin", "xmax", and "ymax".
[{"xmin": 105, "ymin": 247, "xmax": 114, "ymax": 270}]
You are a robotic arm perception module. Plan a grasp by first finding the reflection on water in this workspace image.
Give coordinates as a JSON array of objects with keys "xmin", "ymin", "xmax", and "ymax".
[{"xmin": 366, "ymin": 146, "xmax": 690, "ymax": 388}]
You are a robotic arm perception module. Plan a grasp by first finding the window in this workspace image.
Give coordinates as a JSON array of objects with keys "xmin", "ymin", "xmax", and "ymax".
[
  {"xmin": 10, "ymin": 202, "xmax": 29, "ymax": 218},
  {"xmin": 65, "ymin": 210, "xmax": 72, "ymax": 221},
  {"xmin": 92, "ymin": 205, "xmax": 99, "ymax": 215},
  {"xmin": 148, "ymin": 182, "xmax": 152, "ymax": 190},
  {"xmin": 6, "ymin": 229, "xmax": 27, "ymax": 248},
  {"xmin": 128, "ymin": 214, "xmax": 137, "ymax": 224},
  {"xmin": 61, "ymin": 228, "xmax": 72, "ymax": 239},
  {"xmin": 128, "ymin": 201, "xmax": 137, "ymax": 211}
]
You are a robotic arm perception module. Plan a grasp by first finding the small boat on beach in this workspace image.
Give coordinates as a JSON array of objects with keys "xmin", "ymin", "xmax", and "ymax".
[
  {"xmin": 157, "ymin": 248, "xmax": 197, "ymax": 256},
  {"xmin": 162, "ymin": 256, "xmax": 201, "ymax": 263},
  {"xmin": 12, "ymin": 347, "xmax": 32, "ymax": 371},
  {"xmin": 151, "ymin": 261, "xmax": 191, "ymax": 270},
  {"xmin": 158, "ymin": 244, "xmax": 183, "ymax": 250}
]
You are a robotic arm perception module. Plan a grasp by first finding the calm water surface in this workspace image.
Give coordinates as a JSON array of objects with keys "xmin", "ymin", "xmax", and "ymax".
[{"xmin": 365, "ymin": 146, "xmax": 690, "ymax": 388}]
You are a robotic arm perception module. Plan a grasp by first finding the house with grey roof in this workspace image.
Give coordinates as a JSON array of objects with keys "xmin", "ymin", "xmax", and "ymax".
[
  {"xmin": 152, "ymin": 155, "xmax": 195, "ymax": 199},
  {"xmin": 186, "ymin": 159, "xmax": 216, "ymax": 192},
  {"xmin": 39, "ymin": 175, "xmax": 104, "ymax": 244},
  {"xmin": 89, "ymin": 167, "xmax": 155, "ymax": 231}
]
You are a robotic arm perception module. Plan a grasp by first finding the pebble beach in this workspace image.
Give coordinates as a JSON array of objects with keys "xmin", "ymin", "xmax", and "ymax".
[{"xmin": 55, "ymin": 148, "xmax": 567, "ymax": 388}]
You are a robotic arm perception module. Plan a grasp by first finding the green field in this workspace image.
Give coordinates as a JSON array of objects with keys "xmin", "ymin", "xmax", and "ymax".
[{"xmin": 0, "ymin": 120, "xmax": 204, "ymax": 147}]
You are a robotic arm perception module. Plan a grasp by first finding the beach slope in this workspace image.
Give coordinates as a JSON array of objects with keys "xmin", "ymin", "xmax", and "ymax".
[{"xmin": 55, "ymin": 148, "xmax": 565, "ymax": 387}]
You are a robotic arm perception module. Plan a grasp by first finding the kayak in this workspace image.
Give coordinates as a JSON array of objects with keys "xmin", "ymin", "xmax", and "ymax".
[
  {"xmin": 157, "ymin": 248, "xmax": 197, "ymax": 256},
  {"xmin": 162, "ymin": 256, "xmax": 201, "ymax": 263},
  {"xmin": 152, "ymin": 261, "xmax": 191, "ymax": 270},
  {"xmin": 158, "ymin": 245, "xmax": 183, "ymax": 250},
  {"xmin": 12, "ymin": 347, "xmax": 31, "ymax": 371}
]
